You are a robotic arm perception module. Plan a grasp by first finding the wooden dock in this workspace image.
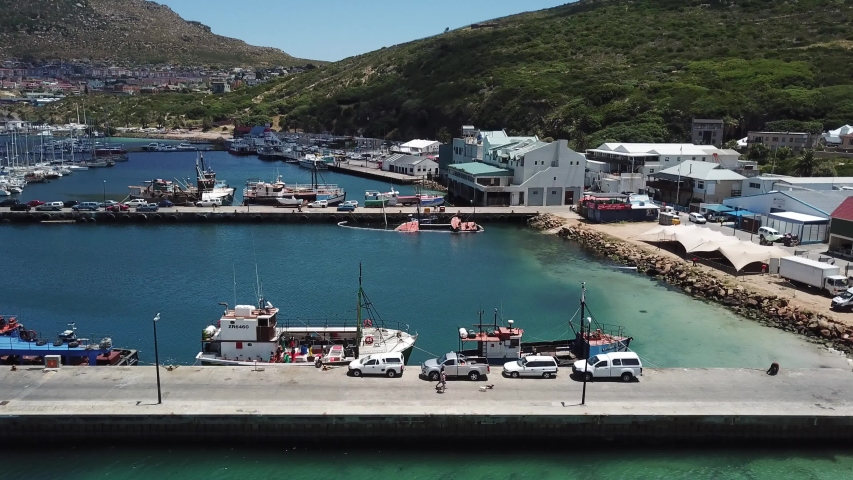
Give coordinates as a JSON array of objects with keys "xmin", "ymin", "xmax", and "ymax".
[
  {"xmin": 0, "ymin": 205, "xmax": 546, "ymax": 225},
  {"xmin": 327, "ymin": 162, "xmax": 419, "ymax": 184}
]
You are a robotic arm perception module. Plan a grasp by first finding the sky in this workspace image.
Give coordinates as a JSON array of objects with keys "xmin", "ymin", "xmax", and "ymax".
[{"xmin": 159, "ymin": 0, "xmax": 567, "ymax": 62}]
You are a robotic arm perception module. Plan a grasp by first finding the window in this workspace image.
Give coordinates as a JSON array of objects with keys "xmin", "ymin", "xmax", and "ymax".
[
  {"xmin": 595, "ymin": 361, "xmax": 608, "ymax": 368},
  {"xmin": 554, "ymin": 177, "xmax": 557, "ymax": 181},
  {"xmin": 622, "ymin": 358, "xmax": 640, "ymax": 366},
  {"xmin": 552, "ymin": 190, "xmax": 557, "ymax": 195},
  {"xmin": 772, "ymin": 137, "xmax": 779, "ymax": 142},
  {"xmin": 749, "ymin": 182, "xmax": 760, "ymax": 189},
  {"xmin": 692, "ymin": 157, "xmax": 696, "ymax": 160},
  {"xmin": 444, "ymin": 359, "xmax": 456, "ymax": 366},
  {"xmin": 664, "ymin": 157, "xmax": 670, "ymax": 161},
  {"xmin": 697, "ymin": 181, "xmax": 705, "ymax": 189},
  {"xmin": 612, "ymin": 359, "xmax": 622, "ymax": 366},
  {"xmin": 702, "ymin": 156, "xmax": 706, "ymax": 161},
  {"xmin": 649, "ymin": 169, "xmax": 654, "ymax": 173}
]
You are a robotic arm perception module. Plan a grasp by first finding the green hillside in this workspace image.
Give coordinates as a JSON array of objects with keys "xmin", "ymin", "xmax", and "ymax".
[
  {"xmin": 263, "ymin": 0, "xmax": 853, "ymax": 145},
  {"xmin": 29, "ymin": 0, "xmax": 853, "ymax": 143}
]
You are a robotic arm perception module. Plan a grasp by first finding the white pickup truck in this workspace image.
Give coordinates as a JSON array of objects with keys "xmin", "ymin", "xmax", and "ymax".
[{"xmin": 421, "ymin": 352, "xmax": 490, "ymax": 381}]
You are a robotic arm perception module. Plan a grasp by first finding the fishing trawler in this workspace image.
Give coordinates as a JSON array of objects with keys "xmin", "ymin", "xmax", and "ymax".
[
  {"xmin": 196, "ymin": 264, "xmax": 417, "ymax": 366},
  {"xmin": 128, "ymin": 153, "xmax": 233, "ymax": 205},
  {"xmin": 457, "ymin": 284, "xmax": 633, "ymax": 366}
]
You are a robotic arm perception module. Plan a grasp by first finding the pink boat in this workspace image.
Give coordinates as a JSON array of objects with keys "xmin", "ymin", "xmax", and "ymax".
[{"xmin": 394, "ymin": 216, "xmax": 483, "ymax": 233}]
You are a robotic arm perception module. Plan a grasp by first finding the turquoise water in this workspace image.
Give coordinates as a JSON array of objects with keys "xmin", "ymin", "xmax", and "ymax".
[
  {"xmin": 0, "ymin": 223, "xmax": 846, "ymax": 368},
  {"xmin": 4, "ymin": 447, "xmax": 853, "ymax": 479}
]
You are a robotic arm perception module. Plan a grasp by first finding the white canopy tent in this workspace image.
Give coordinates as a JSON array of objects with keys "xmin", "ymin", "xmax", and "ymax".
[{"xmin": 638, "ymin": 226, "xmax": 790, "ymax": 271}]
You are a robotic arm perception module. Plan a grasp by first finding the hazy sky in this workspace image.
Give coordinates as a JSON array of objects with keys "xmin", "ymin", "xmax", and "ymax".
[{"xmin": 158, "ymin": 0, "xmax": 567, "ymax": 62}]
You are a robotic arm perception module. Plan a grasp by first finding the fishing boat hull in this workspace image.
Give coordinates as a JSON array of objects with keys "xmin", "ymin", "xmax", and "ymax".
[{"xmin": 275, "ymin": 196, "xmax": 303, "ymax": 207}]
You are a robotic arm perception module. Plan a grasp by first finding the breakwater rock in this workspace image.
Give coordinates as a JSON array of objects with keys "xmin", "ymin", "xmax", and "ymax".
[
  {"xmin": 558, "ymin": 224, "xmax": 853, "ymax": 355},
  {"xmin": 419, "ymin": 179, "xmax": 448, "ymax": 192},
  {"xmin": 527, "ymin": 213, "xmax": 568, "ymax": 230}
]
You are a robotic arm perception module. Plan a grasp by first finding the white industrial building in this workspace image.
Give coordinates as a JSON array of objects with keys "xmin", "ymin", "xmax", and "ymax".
[
  {"xmin": 392, "ymin": 139, "xmax": 440, "ymax": 155},
  {"xmin": 585, "ymin": 143, "xmax": 757, "ymax": 194},
  {"xmin": 741, "ymin": 175, "xmax": 853, "ymax": 196}
]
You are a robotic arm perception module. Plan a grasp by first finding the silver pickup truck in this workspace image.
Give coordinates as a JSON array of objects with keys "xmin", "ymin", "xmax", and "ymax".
[{"xmin": 421, "ymin": 352, "xmax": 490, "ymax": 381}]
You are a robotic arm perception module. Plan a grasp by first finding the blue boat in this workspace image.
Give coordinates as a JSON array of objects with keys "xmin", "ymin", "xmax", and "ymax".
[{"xmin": 0, "ymin": 316, "xmax": 138, "ymax": 367}]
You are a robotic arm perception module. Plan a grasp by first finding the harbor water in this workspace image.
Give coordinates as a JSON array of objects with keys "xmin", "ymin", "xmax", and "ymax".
[{"xmin": 4, "ymin": 446, "xmax": 853, "ymax": 479}]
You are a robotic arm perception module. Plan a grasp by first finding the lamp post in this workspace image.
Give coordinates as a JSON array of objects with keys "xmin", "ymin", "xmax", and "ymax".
[
  {"xmin": 102, "ymin": 180, "xmax": 106, "ymax": 209},
  {"xmin": 580, "ymin": 315, "xmax": 592, "ymax": 406},
  {"xmin": 153, "ymin": 312, "xmax": 162, "ymax": 404}
]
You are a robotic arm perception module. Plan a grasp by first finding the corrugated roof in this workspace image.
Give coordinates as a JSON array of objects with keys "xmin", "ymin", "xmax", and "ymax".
[
  {"xmin": 656, "ymin": 161, "xmax": 745, "ymax": 181},
  {"xmin": 783, "ymin": 191, "xmax": 853, "ymax": 216},
  {"xmin": 830, "ymin": 196, "xmax": 853, "ymax": 221},
  {"xmin": 449, "ymin": 162, "xmax": 513, "ymax": 176}
]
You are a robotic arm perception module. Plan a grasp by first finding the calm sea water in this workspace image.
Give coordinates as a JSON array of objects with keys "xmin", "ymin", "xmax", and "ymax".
[
  {"xmin": 1, "ymin": 151, "xmax": 849, "ymax": 475},
  {"xmin": 4, "ymin": 447, "xmax": 853, "ymax": 480}
]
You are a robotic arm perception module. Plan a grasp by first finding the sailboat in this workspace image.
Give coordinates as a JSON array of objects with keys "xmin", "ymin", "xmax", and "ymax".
[{"xmin": 195, "ymin": 264, "xmax": 417, "ymax": 366}]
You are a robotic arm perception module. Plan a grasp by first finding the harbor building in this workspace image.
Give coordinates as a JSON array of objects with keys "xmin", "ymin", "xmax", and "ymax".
[
  {"xmin": 741, "ymin": 175, "xmax": 853, "ymax": 196},
  {"xmin": 647, "ymin": 160, "xmax": 746, "ymax": 205},
  {"xmin": 391, "ymin": 139, "xmax": 440, "ymax": 155},
  {"xmin": 585, "ymin": 143, "xmax": 755, "ymax": 194},
  {"xmin": 822, "ymin": 124, "xmax": 853, "ymax": 149},
  {"xmin": 691, "ymin": 118, "xmax": 724, "ymax": 148},
  {"xmin": 447, "ymin": 139, "xmax": 586, "ymax": 206},
  {"xmin": 380, "ymin": 154, "xmax": 439, "ymax": 177},
  {"xmin": 746, "ymin": 131, "xmax": 816, "ymax": 152},
  {"xmin": 828, "ymin": 197, "xmax": 853, "ymax": 255}
]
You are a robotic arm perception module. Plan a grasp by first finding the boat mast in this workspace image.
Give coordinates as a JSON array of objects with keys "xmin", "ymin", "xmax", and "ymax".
[{"xmin": 356, "ymin": 263, "xmax": 363, "ymax": 341}]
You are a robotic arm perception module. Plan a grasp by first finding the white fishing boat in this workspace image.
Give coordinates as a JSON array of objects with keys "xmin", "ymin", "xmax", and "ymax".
[
  {"xmin": 298, "ymin": 154, "xmax": 330, "ymax": 170},
  {"xmin": 275, "ymin": 195, "xmax": 304, "ymax": 207},
  {"xmin": 196, "ymin": 265, "xmax": 417, "ymax": 366},
  {"xmin": 177, "ymin": 143, "xmax": 195, "ymax": 151}
]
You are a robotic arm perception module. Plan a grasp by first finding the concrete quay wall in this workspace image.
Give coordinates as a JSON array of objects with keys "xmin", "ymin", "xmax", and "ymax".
[
  {"xmin": 0, "ymin": 206, "xmax": 537, "ymax": 226},
  {"xmin": 3, "ymin": 413, "xmax": 853, "ymax": 445},
  {"xmin": 3, "ymin": 366, "xmax": 853, "ymax": 445}
]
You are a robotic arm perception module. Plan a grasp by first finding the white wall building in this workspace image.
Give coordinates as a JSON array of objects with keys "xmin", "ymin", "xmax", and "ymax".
[
  {"xmin": 393, "ymin": 139, "xmax": 440, "ymax": 155},
  {"xmin": 742, "ymin": 175, "xmax": 853, "ymax": 196},
  {"xmin": 722, "ymin": 190, "xmax": 852, "ymax": 218}
]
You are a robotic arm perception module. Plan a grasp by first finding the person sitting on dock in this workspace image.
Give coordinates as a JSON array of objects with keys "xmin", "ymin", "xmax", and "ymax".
[{"xmin": 766, "ymin": 362, "xmax": 780, "ymax": 376}]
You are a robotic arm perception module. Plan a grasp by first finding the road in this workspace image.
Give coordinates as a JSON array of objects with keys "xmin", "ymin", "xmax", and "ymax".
[{"xmin": 1, "ymin": 366, "xmax": 852, "ymax": 416}]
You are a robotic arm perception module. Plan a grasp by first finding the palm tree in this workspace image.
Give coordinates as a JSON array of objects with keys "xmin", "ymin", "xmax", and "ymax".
[{"xmin": 793, "ymin": 150, "xmax": 817, "ymax": 177}]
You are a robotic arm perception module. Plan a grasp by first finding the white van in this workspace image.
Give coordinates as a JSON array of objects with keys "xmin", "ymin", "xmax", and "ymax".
[
  {"xmin": 348, "ymin": 352, "xmax": 405, "ymax": 378},
  {"xmin": 502, "ymin": 355, "xmax": 558, "ymax": 378},
  {"xmin": 572, "ymin": 351, "xmax": 642, "ymax": 382}
]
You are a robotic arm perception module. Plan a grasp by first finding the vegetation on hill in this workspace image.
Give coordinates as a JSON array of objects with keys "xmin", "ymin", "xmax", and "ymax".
[
  {"xmin": 0, "ymin": 0, "xmax": 303, "ymax": 66},
  {"xmin": 23, "ymin": 0, "xmax": 853, "ymax": 145}
]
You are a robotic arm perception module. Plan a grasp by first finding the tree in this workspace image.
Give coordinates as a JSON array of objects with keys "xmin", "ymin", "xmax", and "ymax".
[
  {"xmin": 746, "ymin": 143, "xmax": 769, "ymax": 161},
  {"xmin": 793, "ymin": 150, "xmax": 818, "ymax": 177},
  {"xmin": 812, "ymin": 160, "xmax": 837, "ymax": 177},
  {"xmin": 723, "ymin": 139, "xmax": 740, "ymax": 150},
  {"xmin": 436, "ymin": 126, "xmax": 451, "ymax": 144}
]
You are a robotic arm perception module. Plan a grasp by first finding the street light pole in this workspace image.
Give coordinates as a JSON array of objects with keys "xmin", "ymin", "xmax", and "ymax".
[
  {"xmin": 102, "ymin": 180, "xmax": 106, "ymax": 209},
  {"xmin": 153, "ymin": 312, "xmax": 162, "ymax": 404},
  {"xmin": 581, "ymin": 315, "xmax": 592, "ymax": 405}
]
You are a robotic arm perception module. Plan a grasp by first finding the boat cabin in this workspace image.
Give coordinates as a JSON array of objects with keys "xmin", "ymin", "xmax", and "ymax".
[
  {"xmin": 459, "ymin": 324, "xmax": 523, "ymax": 364},
  {"xmin": 207, "ymin": 304, "xmax": 280, "ymax": 363}
]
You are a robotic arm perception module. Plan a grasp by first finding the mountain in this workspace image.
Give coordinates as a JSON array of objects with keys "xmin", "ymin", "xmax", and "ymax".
[
  {"xmin": 0, "ymin": 0, "xmax": 303, "ymax": 66},
  {"xmin": 254, "ymin": 0, "xmax": 853, "ymax": 145}
]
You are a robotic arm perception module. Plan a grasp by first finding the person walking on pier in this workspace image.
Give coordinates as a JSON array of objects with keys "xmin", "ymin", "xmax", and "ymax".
[{"xmin": 439, "ymin": 365, "xmax": 447, "ymax": 392}]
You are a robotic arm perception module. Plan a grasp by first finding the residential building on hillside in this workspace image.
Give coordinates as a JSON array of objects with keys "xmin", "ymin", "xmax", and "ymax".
[
  {"xmin": 585, "ymin": 143, "xmax": 754, "ymax": 194},
  {"xmin": 691, "ymin": 118, "xmax": 724, "ymax": 147},
  {"xmin": 447, "ymin": 139, "xmax": 585, "ymax": 206},
  {"xmin": 821, "ymin": 125, "xmax": 853, "ymax": 148},
  {"xmin": 647, "ymin": 160, "xmax": 746, "ymax": 205},
  {"xmin": 741, "ymin": 175, "xmax": 853, "ymax": 196},
  {"xmin": 211, "ymin": 81, "xmax": 230, "ymax": 94},
  {"xmin": 747, "ymin": 131, "xmax": 816, "ymax": 152}
]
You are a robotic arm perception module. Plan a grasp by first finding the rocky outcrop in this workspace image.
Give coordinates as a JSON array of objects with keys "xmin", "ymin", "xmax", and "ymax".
[
  {"xmin": 527, "ymin": 213, "xmax": 567, "ymax": 231},
  {"xmin": 558, "ymin": 224, "xmax": 853, "ymax": 355}
]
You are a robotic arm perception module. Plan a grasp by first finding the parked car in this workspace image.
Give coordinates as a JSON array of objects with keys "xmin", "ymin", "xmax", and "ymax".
[
  {"xmin": 342, "ymin": 200, "xmax": 359, "ymax": 207},
  {"xmin": 421, "ymin": 352, "xmax": 490, "ymax": 381},
  {"xmin": 0, "ymin": 199, "xmax": 19, "ymax": 207},
  {"xmin": 688, "ymin": 213, "xmax": 707, "ymax": 224},
  {"xmin": 26, "ymin": 200, "xmax": 45, "ymax": 207},
  {"xmin": 99, "ymin": 200, "xmax": 118, "ymax": 208},
  {"xmin": 158, "ymin": 199, "xmax": 174, "ymax": 208},
  {"xmin": 337, "ymin": 203, "xmax": 355, "ymax": 212},
  {"xmin": 73, "ymin": 202, "xmax": 100, "ymax": 211},
  {"xmin": 63, "ymin": 200, "xmax": 80, "ymax": 208},
  {"xmin": 10, "ymin": 204, "xmax": 31, "ymax": 211},
  {"xmin": 348, "ymin": 352, "xmax": 405, "ymax": 378},
  {"xmin": 308, "ymin": 200, "xmax": 328, "ymax": 208},
  {"xmin": 35, "ymin": 204, "xmax": 61, "ymax": 211},
  {"xmin": 571, "ymin": 351, "xmax": 643, "ymax": 383},
  {"xmin": 136, "ymin": 203, "xmax": 160, "ymax": 212},
  {"xmin": 106, "ymin": 203, "xmax": 130, "ymax": 212},
  {"xmin": 502, "ymin": 355, "xmax": 559, "ymax": 379},
  {"xmin": 195, "ymin": 199, "xmax": 222, "ymax": 207},
  {"xmin": 758, "ymin": 226, "xmax": 782, "ymax": 242},
  {"xmin": 126, "ymin": 199, "xmax": 148, "ymax": 207}
]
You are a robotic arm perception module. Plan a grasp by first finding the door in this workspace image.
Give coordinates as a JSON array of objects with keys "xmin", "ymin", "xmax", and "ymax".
[
  {"xmin": 519, "ymin": 191, "xmax": 525, "ymax": 205},
  {"xmin": 593, "ymin": 360, "xmax": 610, "ymax": 377},
  {"xmin": 546, "ymin": 187, "xmax": 563, "ymax": 206},
  {"xmin": 527, "ymin": 188, "xmax": 544, "ymax": 206},
  {"xmin": 364, "ymin": 358, "xmax": 380, "ymax": 374},
  {"xmin": 443, "ymin": 359, "xmax": 457, "ymax": 376},
  {"xmin": 564, "ymin": 190, "xmax": 574, "ymax": 205}
]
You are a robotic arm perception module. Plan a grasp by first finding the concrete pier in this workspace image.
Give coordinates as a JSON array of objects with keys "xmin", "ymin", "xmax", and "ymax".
[
  {"xmin": 0, "ymin": 205, "xmax": 547, "ymax": 225},
  {"xmin": 328, "ymin": 162, "xmax": 419, "ymax": 183},
  {"xmin": 1, "ymin": 366, "xmax": 853, "ymax": 445}
]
